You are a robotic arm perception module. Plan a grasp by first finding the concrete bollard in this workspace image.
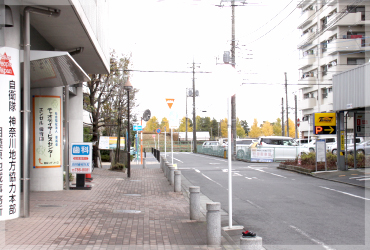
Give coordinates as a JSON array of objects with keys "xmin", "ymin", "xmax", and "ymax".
[
  {"xmin": 206, "ymin": 202, "xmax": 221, "ymax": 246},
  {"xmin": 240, "ymin": 236, "xmax": 263, "ymax": 250},
  {"xmin": 164, "ymin": 162, "xmax": 169, "ymax": 177},
  {"xmin": 189, "ymin": 186, "xmax": 200, "ymax": 220},
  {"xmin": 169, "ymin": 166, "xmax": 175, "ymax": 185},
  {"xmin": 143, "ymin": 157, "xmax": 146, "ymax": 169},
  {"xmin": 174, "ymin": 170, "xmax": 181, "ymax": 192}
]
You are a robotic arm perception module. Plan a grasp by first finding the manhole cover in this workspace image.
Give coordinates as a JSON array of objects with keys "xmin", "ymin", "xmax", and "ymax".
[
  {"xmin": 37, "ymin": 204, "xmax": 66, "ymax": 208},
  {"xmin": 123, "ymin": 194, "xmax": 141, "ymax": 197},
  {"xmin": 113, "ymin": 210, "xmax": 141, "ymax": 214}
]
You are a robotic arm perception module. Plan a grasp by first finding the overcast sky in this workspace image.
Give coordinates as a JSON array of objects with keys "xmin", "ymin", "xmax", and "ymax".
[{"xmin": 109, "ymin": 0, "xmax": 300, "ymax": 127}]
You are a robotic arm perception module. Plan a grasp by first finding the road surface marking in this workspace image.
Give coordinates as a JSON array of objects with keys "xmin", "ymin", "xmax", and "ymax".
[
  {"xmin": 193, "ymin": 168, "xmax": 200, "ymax": 173},
  {"xmin": 319, "ymin": 186, "xmax": 370, "ymax": 201},
  {"xmin": 357, "ymin": 178, "xmax": 370, "ymax": 181},
  {"xmin": 247, "ymin": 166, "xmax": 287, "ymax": 178},
  {"xmin": 246, "ymin": 199, "xmax": 263, "ymax": 209},
  {"xmin": 172, "ymin": 157, "xmax": 184, "ymax": 163},
  {"xmin": 349, "ymin": 175, "xmax": 368, "ymax": 179},
  {"xmin": 209, "ymin": 163, "xmax": 220, "ymax": 165},
  {"xmin": 201, "ymin": 173, "xmax": 224, "ymax": 188},
  {"xmin": 245, "ymin": 177, "xmax": 253, "ymax": 180},
  {"xmin": 289, "ymin": 225, "xmax": 334, "ymax": 250}
]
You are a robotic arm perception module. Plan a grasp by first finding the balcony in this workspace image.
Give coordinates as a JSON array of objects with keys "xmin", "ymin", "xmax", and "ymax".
[
  {"xmin": 299, "ymin": 54, "xmax": 316, "ymax": 70},
  {"xmin": 299, "ymin": 98, "xmax": 316, "ymax": 110},
  {"xmin": 299, "ymin": 75, "xmax": 317, "ymax": 87},
  {"xmin": 327, "ymin": 38, "xmax": 363, "ymax": 54},
  {"xmin": 298, "ymin": 10, "xmax": 315, "ymax": 29},
  {"xmin": 298, "ymin": 31, "xmax": 317, "ymax": 49},
  {"xmin": 328, "ymin": 12, "xmax": 362, "ymax": 30}
]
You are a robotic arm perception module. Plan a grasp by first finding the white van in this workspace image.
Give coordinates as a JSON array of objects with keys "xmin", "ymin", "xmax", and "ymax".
[
  {"xmin": 257, "ymin": 136, "xmax": 310, "ymax": 161},
  {"xmin": 236, "ymin": 138, "xmax": 257, "ymax": 158}
]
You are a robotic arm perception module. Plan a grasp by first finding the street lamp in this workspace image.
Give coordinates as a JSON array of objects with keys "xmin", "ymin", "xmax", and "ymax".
[{"xmin": 124, "ymin": 77, "xmax": 133, "ymax": 178}]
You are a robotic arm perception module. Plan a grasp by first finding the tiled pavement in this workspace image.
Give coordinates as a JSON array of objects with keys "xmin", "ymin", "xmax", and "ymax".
[{"xmin": 1, "ymin": 154, "xmax": 236, "ymax": 250}]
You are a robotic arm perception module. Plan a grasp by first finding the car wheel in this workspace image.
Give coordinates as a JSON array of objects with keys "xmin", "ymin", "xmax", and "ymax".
[
  {"xmin": 332, "ymin": 149, "xmax": 337, "ymax": 155},
  {"xmin": 309, "ymin": 148, "xmax": 315, "ymax": 153},
  {"xmin": 237, "ymin": 150, "xmax": 244, "ymax": 159},
  {"xmin": 357, "ymin": 149, "xmax": 365, "ymax": 155}
]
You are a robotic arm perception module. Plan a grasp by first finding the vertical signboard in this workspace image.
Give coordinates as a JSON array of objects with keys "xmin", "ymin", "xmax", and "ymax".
[
  {"xmin": 0, "ymin": 47, "xmax": 20, "ymax": 220},
  {"xmin": 33, "ymin": 96, "xmax": 62, "ymax": 168},
  {"xmin": 70, "ymin": 143, "xmax": 92, "ymax": 174},
  {"xmin": 355, "ymin": 113, "xmax": 370, "ymax": 137}
]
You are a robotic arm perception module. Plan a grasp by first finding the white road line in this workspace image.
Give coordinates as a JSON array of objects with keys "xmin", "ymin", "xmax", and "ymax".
[
  {"xmin": 192, "ymin": 154, "xmax": 228, "ymax": 162},
  {"xmin": 245, "ymin": 177, "xmax": 253, "ymax": 180},
  {"xmin": 289, "ymin": 225, "xmax": 335, "ymax": 250},
  {"xmin": 357, "ymin": 178, "xmax": 370, "ymax": 181},
  {"xmin": 201, "ymin": 173, "xmax": 224, "ymax": 188},
  {"xmin": 319, "ymin": 186, "xmax": 370, "ymax": 201},
  {"xmin": 172, "ymin": 157, "xmax": 184, "ymax": 163},
  {"xmin": 193, "ymin": 168, "xmax": 200, "ymax": 173},
  {"xmin": 247, "ymin": 166, "xmax": 287, "ymax": 178}
]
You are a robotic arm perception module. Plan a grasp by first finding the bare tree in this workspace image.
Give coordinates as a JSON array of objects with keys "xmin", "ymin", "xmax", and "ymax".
[{"xmin": 84, "ymin": 50, "xmax": 137, "ymax": 167}]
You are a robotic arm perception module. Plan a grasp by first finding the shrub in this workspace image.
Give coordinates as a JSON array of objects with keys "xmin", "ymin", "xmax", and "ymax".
[
  {"xmin": 110, "ymin": 163, "xmax": 126, "ymax": 171},
  {"xmin": 101, "ymin": 154, "xmax": 110, "ymax": 162},
  {"xmin": 301, "ymin": 152, "xmax": 316, "ymax": 166}
]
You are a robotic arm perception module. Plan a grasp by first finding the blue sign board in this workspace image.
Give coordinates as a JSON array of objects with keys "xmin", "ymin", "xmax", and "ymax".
[
  {"xmin": 70, "ymin": 142, "xmax": 92, "ymax": 174},
  {"xmin": 156, "ymin": 128, "xmax": 161, "ymax": 134},
  {"xmin": 133, "ymin": 125, "xmax": 142, "ymax": 131}
]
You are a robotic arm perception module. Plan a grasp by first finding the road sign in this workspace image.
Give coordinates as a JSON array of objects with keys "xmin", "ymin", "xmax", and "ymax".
[
  {"xmin": 166, "ymin": 98, "xmax": 174, "ymax": 109},
  {"xmin": 314, "ymin": 113, "xmax": 336, "ymax": 135},
  {"xmin": 133, "ymin": 125, "xmax": 142, "ymax": 131},
  {"xmin": 156, "ymin": 128, "xmax": 161, "ymax": 134},
  {"xmin": 355, "ymin": 113, "xmax": 370, "ymax": 137},
  {"xmin": 314, "ymin": 126, "xmax": 336, "ymax": 135},
  {"xmin": 297, "ymin": 118, "xmax": 300, "ymax": 127},
  {"xmin": 152, "ymin": 134, "xmax": 155, "ymax": 138}
]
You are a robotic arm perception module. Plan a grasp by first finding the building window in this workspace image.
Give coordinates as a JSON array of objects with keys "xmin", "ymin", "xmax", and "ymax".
[
  {"xmin": 304, "ymin": 93, "xmax": 309, "ymax": 99},
  {"xmin": 347, "ymin": 58, "xmax": 365, "ymax": 65},
  {"xmin": 347, "ymin": 5, "xmax": 365, "ymax": 20}
]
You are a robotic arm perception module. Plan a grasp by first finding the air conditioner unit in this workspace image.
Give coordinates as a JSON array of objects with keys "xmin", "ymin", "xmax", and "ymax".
[{"xmin": 322, "ymin": 93, "xmax": 328, "ymax": 98}]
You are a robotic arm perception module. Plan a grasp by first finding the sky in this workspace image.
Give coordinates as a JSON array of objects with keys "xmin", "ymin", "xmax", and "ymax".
[{"xmin": 109, "ymin": 0, "xmax": 301, "ymax": 128}]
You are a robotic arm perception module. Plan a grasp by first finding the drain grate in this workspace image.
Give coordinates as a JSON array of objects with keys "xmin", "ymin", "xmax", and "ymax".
[
  {"xmin": 37, "ymin": 204, "xmax": 66, "ymax": 208},
  {"xmin": 123, "ymin": 194, "xmax": 141, "ymax": 197},
  {"xmin": 113, "ymin": 210, "xmax": 141, "ymax": 214}
]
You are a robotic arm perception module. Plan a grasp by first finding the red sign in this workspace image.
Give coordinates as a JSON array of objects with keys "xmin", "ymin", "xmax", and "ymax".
[
  {"xmin": 73, "ymin": 157, "xmax": 88, "ymax": 160},
  {"xmin": 297, "ymin": 118, "xmax": 300, "ymax": 127},
  {"xmin": 0, "ymin": 52, "xmax": 15, "ymax": 75}
]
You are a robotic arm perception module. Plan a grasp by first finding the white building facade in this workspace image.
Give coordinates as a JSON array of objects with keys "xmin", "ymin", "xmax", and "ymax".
[
  {"xmin": 0, "ymin": 0, "xmax": 109, "ymax": 220},
  {"xmin": 297, "ymin": 0, "xmax": 370, "ymax": 138}
]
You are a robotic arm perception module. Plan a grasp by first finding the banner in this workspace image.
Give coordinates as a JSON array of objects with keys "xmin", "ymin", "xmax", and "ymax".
[
  {"xmin": 251, "ymin": 148, "xmax": 274, "ymax": 162},
  {"xmin": 0, "ymin": 47, "xmax": 20, "ymax": 220},
  {"xmin": 33, "ymin": 96, "xmax": 62, "ymax": 168},
  {"xmin": 99, "ymin": 136, "xmax": 125, "ymax": 150}
]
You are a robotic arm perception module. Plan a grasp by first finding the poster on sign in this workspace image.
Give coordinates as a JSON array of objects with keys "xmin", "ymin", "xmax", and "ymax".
[
  {"xmin": 33, "ymin": 96, "xmax": 62, "ymax": 168},
  {"xmin": 355, "ymin": 113, "xmax": 370, "ymax": 137},
  {"xmin": 0, "ymin": 47, "xmax": 20, "ymax": 220},
  {"xmin": 70, "ymin": 143, "xmax": 93, "ymax": 174}
]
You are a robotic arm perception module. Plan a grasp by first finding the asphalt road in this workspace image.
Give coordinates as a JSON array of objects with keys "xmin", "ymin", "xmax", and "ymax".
[{"xmin": 165, "ymin": 152, "xmax": 370, "ymax": 249}]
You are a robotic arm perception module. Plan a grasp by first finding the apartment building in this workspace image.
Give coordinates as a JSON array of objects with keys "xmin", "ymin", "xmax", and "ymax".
[{"xmin": 297, "ymin": 0, "xmax": 370, "ymax": 138}]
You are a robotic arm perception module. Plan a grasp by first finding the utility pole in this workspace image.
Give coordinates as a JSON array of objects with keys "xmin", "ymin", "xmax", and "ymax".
[
  {"xmin": 190, "ymin": 61, "xmax": 200, "ymax": 153},
  {"xmin": 192, "ymin": 62, "xmax": 196, "ymax": 153},
  {"xmin": 281, "ymin": 97, "xmax": 285, "ymax": 136},
  {"xmin": 186, "ymin": 88, "xmax": 188, "ymax": 142},
  {"xmin": 231, "ymin": 0, "xmax": 237, "ymax": 160},
  {"xmin": 285, "ymin": 72, "xmax": 289, "ymax": 137},
  {"xmin": 295, "ymin": 94, "xmax": 298, "ymax": 139}
]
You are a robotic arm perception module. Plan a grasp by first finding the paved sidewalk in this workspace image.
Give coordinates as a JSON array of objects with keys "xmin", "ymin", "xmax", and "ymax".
[
  {"xmin": 1, "ymin": 154, "xmax": 235, "ymax": 250},
  {"xmin": 311, "ymin": 168, "xmax": 370, "ymax": 188}
]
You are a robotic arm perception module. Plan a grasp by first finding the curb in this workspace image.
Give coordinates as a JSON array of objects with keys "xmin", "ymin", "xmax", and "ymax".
[{"xmin": 278, "ymin": 163, "xmax": 368, "ymax": 189}]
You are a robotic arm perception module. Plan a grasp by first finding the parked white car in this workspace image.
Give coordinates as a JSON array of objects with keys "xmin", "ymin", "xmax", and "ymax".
[
  {"xmin": 328, "ymin": 138, "xmax": 364, "ymax": 154},
  {"xmin": 256, "ymin": 136, "xmax": 310, "ymax": 161},
  {"xmin": 202, "ymin": 141, "xmax": 221, "ymax": 153},
  {"xmin": 236, "ymin": 138, "xmax": 257, "ymax": 158}
]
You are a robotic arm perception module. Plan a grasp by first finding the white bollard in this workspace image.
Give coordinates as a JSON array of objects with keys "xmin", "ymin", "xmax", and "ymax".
[
  {"xmin": 174, "ymin": 170, "xmax": 181, "ymax": 192},
  {"xmin": 240, "ymin": 236, "xmax": 263, "ymax": 250},
  {"xmin": 206, "ymin": 202, "xmax": 221, "ymax": 246},
  {"xmin": 169, "ymin": 166, "xmax": 175, "ymax": 185},
  {"xmin": 189, "ymin": 186, "xmax": 200, "ymax": 220}
]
